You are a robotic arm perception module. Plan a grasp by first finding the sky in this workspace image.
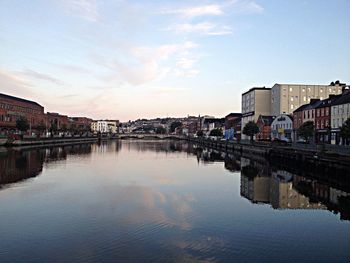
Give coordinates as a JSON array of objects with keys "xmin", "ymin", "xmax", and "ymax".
[{"xmin": 0, "ymin": 0, "xmax": 349, "ymax": 121}]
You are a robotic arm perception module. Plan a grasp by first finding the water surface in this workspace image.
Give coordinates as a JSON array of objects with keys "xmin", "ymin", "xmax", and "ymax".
[{"xmin": 0, "ymin": 140, "xmax": 349, "ymax": 263}]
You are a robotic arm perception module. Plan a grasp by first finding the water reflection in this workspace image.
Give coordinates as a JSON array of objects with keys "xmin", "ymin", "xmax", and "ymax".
[
  {"xmin": 1, "ymin": 140, "xmax": 349, "ymax": 221},
  {"xmin": 0, "ymin": 140, "xmax": 350, "ymax": 262},
  {"xmin": 240, "ymin": 157, "xmax": 350, "ymax": 220}
]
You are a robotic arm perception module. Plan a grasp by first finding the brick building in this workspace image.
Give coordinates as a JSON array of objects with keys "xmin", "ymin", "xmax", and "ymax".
[
  {"xmin": 256, "ymin": 115, "xmax": 275, "ymax": 141},
  {"xmin": 315, "ymin": 95, "xmax": 340, "ymax": 143},
  {"xmin": 0, "ymin": 93, "xmax": 46, "ymax": 133},
  {"xmin": 46, "ymin": 112, "xmax": 70, "ymax": 131},
  {"xmin": 70, "ymin": 117, "xmax": 93, "ymax": 132}
]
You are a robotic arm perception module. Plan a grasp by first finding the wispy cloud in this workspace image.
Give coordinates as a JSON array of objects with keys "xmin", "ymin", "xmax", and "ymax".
[
  {"xmin": 95, "ymin": 41, "xmax": 200, "ymax": 86},
  {"xmin": 18, "ymin": 69, "xmax": 65, "ymax": 85},
  {"xmin": 161, "ymin": 4, "xmax": 223, "ymax": 18},
  {"xmin": 227, "ymin": 0, "xmax": 264, "ymax": 14},
  {"xmin": 166, "ymin": 22, "xmax": 233, "ymax": 36},
  {"xmin": 58, "ymin": 0, "xmax": 99, "ymax": 21},
  {"xmin": 0, "ymin": 68, "xmax": 35, "ymax": 98}
]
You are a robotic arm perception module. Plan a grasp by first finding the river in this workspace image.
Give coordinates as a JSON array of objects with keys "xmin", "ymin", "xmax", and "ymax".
[{"xmin": 0, "ymin": 140, "xmax": 349, "ymax": 262}]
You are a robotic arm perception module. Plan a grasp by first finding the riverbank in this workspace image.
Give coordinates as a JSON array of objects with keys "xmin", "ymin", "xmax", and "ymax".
[
  {"xmin": 185, "ymin": 137, "xmax": 350, "ymax": 168},
  {"xmin": 5, "ymin": 136, "xmax": 99, "ymax": 147}
]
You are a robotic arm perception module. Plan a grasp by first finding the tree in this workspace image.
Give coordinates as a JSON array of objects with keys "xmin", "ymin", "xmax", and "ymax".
[
  {"xmin": 298, "ymin": 121, "xmax": 314, "ymax": 143},
  {"xmin": 50, "ymin": 122, "xmax": 58, "ymax": 136},
  {"xmin": 340, "ymin": 117, "xmax": 350, "ymax": 144},
  {"xmin": 170, "ymin": 121, "xmax": 182, "ymax": 133},
  {"xmin": 196, "ymin": 130, "xmax": 204, "ymax": 137},
  {"xmin": 155, "ymin": 126, "xmax": 166, "ymax": 134},
  {"xmin": 243, "ymin": 121, "xmax": 259, "ymax": 141},
  {"xmin": 209, "ymin": 128, "xmax": 223, "ymax": 137},
  {"xmin": 16, "ymin": 116, "xmax": 29, "ymax": 133},
  {"xmin": 36, "ymin": 121, "xmax": 46, "ymax": 135}
]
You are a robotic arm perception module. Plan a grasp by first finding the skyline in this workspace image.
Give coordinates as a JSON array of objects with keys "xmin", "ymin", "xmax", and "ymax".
[{"xmin": 1, "ymin": 0, "xmax": 350, "ymax": 121}]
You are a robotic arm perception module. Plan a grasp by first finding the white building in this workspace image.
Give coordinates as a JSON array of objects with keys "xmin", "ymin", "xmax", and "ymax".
[
  {"xmin": 91, "ymin": 120, "xmax": 119, "ymax": 134},
  {"xmin": 241, "ymin": 87, "xmax": 271, "ymax": 140},
  {"xmin": 270, "ymin": 114, "xmax": 293, "ymax": 141},
  {"xmin": 271, "ymin": 83, "xmax": 343, "ymax": 116},
  {"xmin": 331, "ymin": 90, "xmax": 350, "ymax": 144}
]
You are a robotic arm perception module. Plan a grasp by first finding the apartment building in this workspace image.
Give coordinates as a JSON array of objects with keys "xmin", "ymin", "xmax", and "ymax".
[
  {"xmin": 271, "ymin": 83, "xmax": 343, "ymax": 116},
  {"xmin": 241, "ymin": 87, "xmax": 271, "ymax": 140},
  {"xmin": 91, "ymin": 120, "xmax": 119, "ymax": 134}
]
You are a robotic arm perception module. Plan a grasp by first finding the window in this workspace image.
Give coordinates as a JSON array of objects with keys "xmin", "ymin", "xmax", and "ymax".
[
  {"xmin": 290, "ymin": 87, "xmax": 293, "ymax": 92},
  {"xmin": 303, "ymin": 96, "xmax": 306, "ymax": 102},
  {"xmin": 291, "ymin": 104, "xmax": 294, "ymax": 110},
  {"xmin": 291, "ymin": 97, "xmax": 294, "ymax": 102}
]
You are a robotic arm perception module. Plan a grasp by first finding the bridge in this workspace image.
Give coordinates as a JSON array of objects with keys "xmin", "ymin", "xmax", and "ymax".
[{"xmin": 117, "ymin": 133, "xmax": 183, "ymax": 140}]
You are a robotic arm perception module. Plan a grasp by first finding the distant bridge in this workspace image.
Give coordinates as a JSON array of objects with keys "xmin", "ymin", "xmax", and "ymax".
[{"xmin": 117, "ymin": 133, "xmax": 183, "ymax": 140}]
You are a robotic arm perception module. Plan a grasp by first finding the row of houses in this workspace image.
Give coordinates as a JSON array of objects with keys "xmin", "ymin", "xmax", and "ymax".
[
  {"xmin": 0, "ymin": 93, "xmax": 119, "ymax": 135},
  {"xmin": 240, "ymin": 81, "xmax": 349, "ymax": 144}
]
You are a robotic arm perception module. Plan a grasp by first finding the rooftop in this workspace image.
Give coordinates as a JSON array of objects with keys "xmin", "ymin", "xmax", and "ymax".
[
  {"xmin": 242, "ymin": 87, "xmax": 271, "ymax": 96},
  {"xmin": 0, "ymin": 93, "xmax": 43, "ymax": 108}
]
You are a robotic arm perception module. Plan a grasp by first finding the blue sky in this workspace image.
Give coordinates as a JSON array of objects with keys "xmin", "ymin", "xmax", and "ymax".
[{"xmin": 1, "ymin": 0, "xmax": 349, "ymax": 121}]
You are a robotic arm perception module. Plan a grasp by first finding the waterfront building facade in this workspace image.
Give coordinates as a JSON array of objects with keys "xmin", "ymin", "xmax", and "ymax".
[
  {"xmin": 331, "ymin": 91, "xmax": 350, "ymax": 145},
  {"xmin": 0, "ymin": 93, "xmax": 46, "ymax": 133},
  {"xmin": 256, "ymin": 115, "xmax": 275, "ymax": 141},
  {"xmin": 225, "ymin": 113, "xmax": 242, "ymax": 140},
  {"xmin": 271, "ymin": 83, "xmax": 343, "ymax": 116},
  {"xmin": 91, "ymin": 120, "xmax": 119, "ymax": 134},
  {"xmin": 315, "ymin": 95, "xmax": 340, "ymax": 143},
  {"xmin": 46, "ymin": 112, "xmax": 70, "ymax": 131},
  {"xmin": 241, "ymin": 87, "xmax": 271, "ymax": 140},
  {"xmin": 70, "ymin": 117, "xmax": 93, "ymax": 132},
  {"xmin": 271, "ymin": 114, "xmax": 293, "ymax": 141}
]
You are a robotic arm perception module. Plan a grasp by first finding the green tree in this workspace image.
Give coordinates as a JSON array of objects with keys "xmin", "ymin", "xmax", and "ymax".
[
  {"xmin": 16, "ymin": 116, "xmax": 29, "ymax": 133},
  {"xmin": 170, "ymin": 121, "xmax": 182, "ymax": 133},
  {"xmin": 298, "ymin": 121, "xmax": 314, "ymax": 143},
  {"xmin": 209, "ymin": 128, "xmax": 223, "ymax": 137},
  {"xmin": 155, "ymin": 126, "xmax": 166, "ymax": 134},
  {"xmin": 340, "ymin": 118, "xmax": 350, "ymax": 144},
  {"xmin": 243, "ymin": 121, "xmax": 259, "ymax": 141}
]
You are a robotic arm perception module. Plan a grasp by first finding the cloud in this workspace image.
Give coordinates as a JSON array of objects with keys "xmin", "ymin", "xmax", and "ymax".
[
  {"xmin": 166, "ymin": 22, "xmax": 233, "ymax": 36},
  {"xmin": 162, "ymin": 4, "xmax": 223, "ymax": 18},
  {"xmin": 226, "ymin": 0, "xmax": 264, "ymax": 14},
  {"xmin": 96, "ymin": 41, "xmax": 200, "ymax": 86},
  {"xmin": 176, "ymin": 57, "xmax": 197, "ymax": 69},
  {"xmin": 58, "ymin": 0, "xmax": 99, "ymax": 21},
  {"xmin": 0, "ymin": 68, "xmax": 35, "ymax": 98},
  {"xmin": 18, "ymin": 69, "xmax": 65, "ymax": 85},
  {"xmin": 161, "ymin": 1, "xmax": 263, "ymax": 19}
]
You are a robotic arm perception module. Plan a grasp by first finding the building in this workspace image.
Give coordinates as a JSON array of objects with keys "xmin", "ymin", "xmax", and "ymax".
[
  {"xmin": 0, "ymin": 93, "xmax": 46, "ymax": 133},
  {"xmin": 241, "ymin": 87, "xmax": 271, "ymax": 140},
  {"xmin": 292, "ymin": 99, "xmax": 322, "ymax": 141},
  {"xmin": 201, "ymin": 117, "xmax": 225, "ymax": 135},
  {"xmin": 315, "ymin": 95, "xmax": 341, "ymax": 143},
  {"xmin": 225, "ymin": 113, "xmax": 242, "ymax": 140},
  {"xmin": 271, "ymin": 114, "xmax": 293, "ymax": 141},
  {"xmin": 256, "ymin": 115, "xmax": 275, "ymax": 141},
  {"xmin": 46, "ymin": 112, "xmax": 70, "ymax": 131},
  {"xmin": 91, "ymin": 120, "xmax": 119, "ymax": 134},
  {"xmin": 331, "ymin": 90, "xmax": 350, "ymax": 145},
  {"xmin": 70, "ymin": 117, "xmax": 93, "ymax": 132},
  {"xmin": 271, "ymin": 83, "xmax": 343, "ymax": 116}
]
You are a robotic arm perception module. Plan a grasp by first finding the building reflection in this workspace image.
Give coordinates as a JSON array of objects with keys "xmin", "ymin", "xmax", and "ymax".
[
  {"xmin": 240, "ymin": 157, "xmax": 350, "ymax": 220},
  {"xmin": 0, "ymin": 143, "xmax": 93, "ymax": 188}
]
